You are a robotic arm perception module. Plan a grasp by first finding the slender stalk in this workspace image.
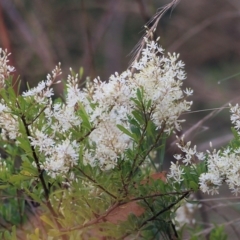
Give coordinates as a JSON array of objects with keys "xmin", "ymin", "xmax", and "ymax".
[
  {"xmin": 127, "ymin": 189, "xmax": 191, "ymax": 202},
  {"xmin": 19, "ymin": 111, "xmax": 69, "ymax": 237},
  {"xmin": 76, "ymin": 127, "xmax": 95, "ymax": 143},
  {"xmin": 126, "ymin": 101, "xmax": 150, "ymax": 182},
  {"xmin": 26, "ymin": 106, "xmax": 47, "ymax": 125},
  {"xmin": 139, "ymin": 190, "xmax": 191, "ymax": 229}
]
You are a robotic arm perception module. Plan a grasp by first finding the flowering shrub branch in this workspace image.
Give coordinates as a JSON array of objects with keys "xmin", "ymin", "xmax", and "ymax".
[{"xmin": 0, "ymin": 31, "xmax": 236, "ymax": 239}]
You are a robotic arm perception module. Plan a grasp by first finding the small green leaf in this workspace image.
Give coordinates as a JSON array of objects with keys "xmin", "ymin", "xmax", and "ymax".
[
  {"xmin": 131, "ymin": 110, "xmax": 144, "ymax": 125},
  {"xmin": 40, "ymin": 215, "xmax": 56, "ymax": 229},
  {"xmin": 189, "ymin": 181, "xmax": 199, "ymax": 191},
  {"xmin": 117, "ymin": 124, "xmax": 137, "ymax": 141},
  {"xmin": 79, "ymin": 67, "xmax": 84, "ymax": 79},
  {"xmin": 136, "ymin": 88, "xmax": 143, "ymax": 102}
]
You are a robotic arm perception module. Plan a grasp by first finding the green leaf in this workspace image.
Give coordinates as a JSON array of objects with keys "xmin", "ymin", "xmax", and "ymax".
[
  {"xmin": 21, "ymin": 156, "xmax": 38, "ymax": 176},
  {"xmin": 131, "ymin": 110, "xmax": 144, "ymax": 125},
  {"xmin": 130, "ymin": 97, "xmax": 141, "ymax": 108},
  {"xmin": 136, "ymin": 88, "xmax": 143, "ymax": 102},
  {"xmin": 0, "ymin": 184, "xmax": 9, "ymax": 190},
  {"xmin": 209, "ymin": 225, "xmax": 227, "ymax": 240},
  {"xmin": 24, "ymin": 188, "xmax": 42, "ymax": 206},
  {"xmin": 17, "ymin": 134, "xmax": 32, "ymax": 153},
  {"xmin": 79, "ymin": 67, "xmax": 84, "ymax": 79},
  {"xmin": 9, "ymin": 174, "xmax": 31, "ymax": 185},
  {"xmin": 40, "ymin": 215, "xmax": 56, "ymax": 229},
  {"xmin": 189, "ymin": 181, "xmax": 199, "ymax": 191},
  {"xmin": 146, "ymin": 99, "xmax": 152, "ymax": 110},
  {"xmin": 117, "ymin": 124, "xmax": 137, "ymax": 141},
  {"xmin": 78, "ymin": 104, "xmax": 91, "ymax": 131}
]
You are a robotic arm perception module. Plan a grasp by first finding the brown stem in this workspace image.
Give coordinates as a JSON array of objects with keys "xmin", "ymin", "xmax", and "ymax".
[
  {"xmin": 126, "ymin": 102, "xmax": 150, "ymax": 183},
  {"xmin": 76, "ymin": 127, "xmax": 95, "ymax": 143},
  {"xmin": 139, "ymin": 190, "xmax": 191, "ymax": 229},
  {"xmin": 26, "ymin": 106, "xmax": 47, "ymax": 125},
  {"xmin": 128, "ymin": 121, "xmax": 166, "ymax": 186},
  {"xmin": 19, "ymin": 111, "xmax": 66, "ymax": 233},
  {"xmin": 128, "ymin": 189, "xmax": 191, "ymax": 203}
]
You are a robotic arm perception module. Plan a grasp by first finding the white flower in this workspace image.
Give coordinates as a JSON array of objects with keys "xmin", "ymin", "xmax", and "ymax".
[
  {"xmin": 196, "ymin": 152, "xmax": 205, "ymax": 161},
  {"xmin": 0, "ymin": 103, "xmax": 6, "ymax": 113},
  {"xmin": 0, "ymin": 48, "xmax": 15, "ymax": 88},
  {"xmin": 183, "ymin": 88, "xmax": 193, "ymax": 96},
  {"xmin": 28, "ymin": 129, "xmax": 55, "ymax": 154},
  {"xmin": 84, "ymin": 120, "xmax": 131, "ymax": 169},
  {"xmin": 23, "ymin": 65, "xmax": 61, "ymax": 103},
  {"xmin": 0, "ymin": 106, "xmax": 19, "ymax": 140},
  {"xmin": 168, "ymin": 162, "xmax": 184, "ymax": 184},
  {"xmin": 199, "ymin": 172, "xmax": 222, "ymax": 195},
  {"xmin": 42, "ymin": 139, "xmax": 79, "ymax": 177},
  {"xmin": 129, "ymin": 39, "xmax": 192, "ymax": 133},
  {"xmin": 174, "ymin": 154, "xmax": 182, "ymax": 161}
]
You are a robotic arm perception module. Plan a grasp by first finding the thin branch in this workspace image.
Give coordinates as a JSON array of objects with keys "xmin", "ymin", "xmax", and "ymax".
[
  {"xmin": 26, "ymin": 106, "xmax": 47, "ymax": 126},
  {"xmin": 131, "ymin": 121, "xmax": 166, "ymax": 178},
  {"xmin": 139, "ymin": 190, "xmax": 191, "ymax": 229},
  {"xmin": 20, "ymin": 110, "xmax": 68, "ymax": 240},
  {"xmin": 126, "ymin": 112, "xmax": 149, "ymax": 183},
  {"xmin": 19, "ymin": 110, "xmax": 67, "ymax": 235},
  {"xmin": 129, "ymin": 189, "xmax": 191, "ymax": 203},
  {"xmin": 58, "ymin": 185, "xmax": 190, "ymax": 233},
  {"xmin": 20, "ymin": 115, "xmax": 49, "ymax": 201},
  {"xmin": 76, "ymin": 127, "xmax": 95, "ymax": 143}
]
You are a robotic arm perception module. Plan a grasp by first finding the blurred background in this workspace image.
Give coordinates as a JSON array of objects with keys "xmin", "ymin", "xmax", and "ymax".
[{"xmin": 0, "ymin": 0, "xmax": 240, "ymax": 238}]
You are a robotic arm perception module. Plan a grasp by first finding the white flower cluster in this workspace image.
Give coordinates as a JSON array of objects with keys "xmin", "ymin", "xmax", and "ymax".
[
  {"xmin": 0, "ymin": 38, "xmax": 192, "ymax": 175},
  {"xmin": 131, "ymin": 39, "xmax": 192, "ymax": 133},
  {"xmin": 199, "ymin": 104, "xmax": 240, "ymax": 195},
  {"xmin": 0, "ymin": 102, "xmax": 20, "ymax": 140},
  {"xmin": 199, "ymin": 147, "xmax": 240, "ymax": 195},
  {"xmin": 82, "ymin": 72, "xmax": 133, "ymax": 169},
  {"xmin": 168, "ymin": 104, "xmax": 240, "ymax": 196},
  {"xmin": 0, "ymin": 49, "xmax": 15, "ymax": 88},
  {"xmin": 168, "ymin": 136, "xmax": 205, "ymax": 184},
  {"xmin": 22, "ymin": 64, "xmax": 61, "ymax": 104},
  {"xmin": 82, "ymin": 39, "xmax": 192, "ymax": 169}
]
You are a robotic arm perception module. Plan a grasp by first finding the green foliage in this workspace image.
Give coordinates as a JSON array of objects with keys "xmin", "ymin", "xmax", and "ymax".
[{"xmin": 209, "ymin": 225, "xmax": 228, "ymax": 240}]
